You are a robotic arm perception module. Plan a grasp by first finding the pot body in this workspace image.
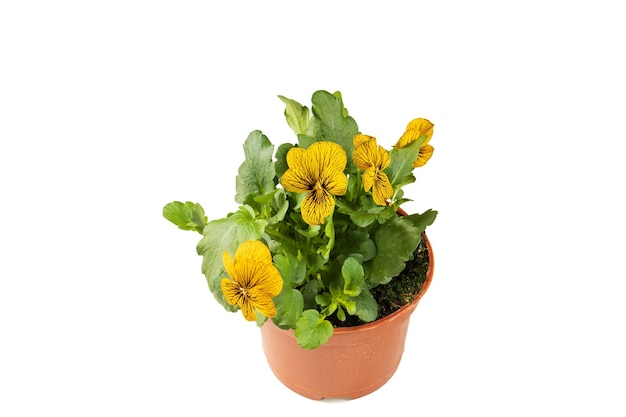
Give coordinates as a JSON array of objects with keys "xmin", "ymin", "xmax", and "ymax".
[{"xmin": 260, "ymin": 234, "xmax": 434, "ymax": 400}]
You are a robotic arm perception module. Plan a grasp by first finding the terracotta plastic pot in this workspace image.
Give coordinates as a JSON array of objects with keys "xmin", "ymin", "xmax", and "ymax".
[{"xmin": 260, "ymin": 233, "xmax": 434, "ymax": 400}]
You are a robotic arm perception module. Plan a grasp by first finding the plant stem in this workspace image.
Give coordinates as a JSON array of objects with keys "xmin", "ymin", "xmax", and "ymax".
[{"xmin": 264, "ymin": 227, "xmax": 290, "ymax": 242}]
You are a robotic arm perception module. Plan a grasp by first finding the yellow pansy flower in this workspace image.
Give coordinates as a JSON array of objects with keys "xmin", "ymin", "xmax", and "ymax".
[
  {"xmin": 395, "ymin": 118, "xmax": 435, "ymax": 167},
  {"xmin": 353, "ymin": 134, "xmax": 393, "ymax": 206},
  {"xmin": 221, "ymin": 240, "xmax": 283, "ymax": 322},
  {"xmin": 280, "ymin": 141, "xmax": 348, "ymax": 225}
]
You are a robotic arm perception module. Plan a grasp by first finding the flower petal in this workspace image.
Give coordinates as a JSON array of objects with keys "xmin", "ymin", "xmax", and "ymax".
[
  {"xmin": 352, "ymin": 136, "xmax": 376, "ymax": 171},
  {"xmin": 415, "ymin": 144, "xmax": 434, "ymax": 168},
  {"xmin": 362, "ymin": 168, "xmax": 376, "ymax": 192},
  {"xmin": 377, "ymin": 145, "xmax": 391, "ymax": 170},
  {"xmin": 353, "ymin": 135, "xmax": 391, "ymax": 172},
  {"xmin": 281, "ymin": 170, "xmax": 312, "ymax": 193},
  {"xmin": 247, "ymin": 288, "xmax": 278, "ymax": 318},
  {"xmin": 310, "ymin": 141, "xmax": 347, "ymax": 177},
  {"xmin": 240, "ymin": 299, "xmax": 257, "ymax": 321},
  {"xmin": 221, "ymin": 278, "xmax": 244, "ymax": 308},
  {"xmin": 322, "ymin": 170, "xmax": 348, "ymax": 197},
  {"xmin": 235, "ymin": 240, "xmax": 273, "ymax": 265},
  {"xmin": 371, "ymin": 171, "xmax": 393, "ymax": 206},
  {"xmin": 245, "ymin": 260, "xmax": 283, "ymax": 298},
  {"xmin": 396, "ymin": 118, "xmax": 434, "ymax": 148},
  {"xmin": 281, "ymin": 148, "xmax": 313, "ymax": 193},
  {"xmin": 285, "ymin": 146, "xmax": 308, "ymax": 173},
  {"xmin": 353, "ymin": 134, "xmax": 375, "ymax": 151},
  {"xmin": 301, "ymin": 188, "xmax": 335, "ymax": 225},
  {"xmin": 235, "ymin": 241, "xmax": 282, "ymax": 290}
]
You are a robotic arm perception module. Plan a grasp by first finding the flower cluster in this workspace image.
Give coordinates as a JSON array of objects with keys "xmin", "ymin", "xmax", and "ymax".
[{"xmin": 164, "ymin": 90, "xmax": 437, "ymax": 349}]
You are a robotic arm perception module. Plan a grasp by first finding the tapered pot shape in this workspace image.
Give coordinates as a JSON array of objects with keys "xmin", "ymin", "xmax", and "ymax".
[{"xmin": 260, "ymin": 233, "xmax": 434, "ymax": 400}]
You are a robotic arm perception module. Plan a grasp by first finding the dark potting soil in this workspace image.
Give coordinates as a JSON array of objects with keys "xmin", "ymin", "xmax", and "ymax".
[{"xmin": 329, "ymin": 235, "xmax": 430, "ymax": 328}]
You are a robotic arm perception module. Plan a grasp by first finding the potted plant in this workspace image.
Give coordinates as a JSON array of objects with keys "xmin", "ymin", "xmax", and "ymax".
[{"xmin": 163, "ymin": 90, "xmax": 437, "ymax": 400}]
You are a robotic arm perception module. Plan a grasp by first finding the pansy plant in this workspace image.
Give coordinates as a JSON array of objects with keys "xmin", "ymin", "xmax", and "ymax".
[{"xmin": 164, "ymin": 90, "xmax": 437, "ymax": 349}]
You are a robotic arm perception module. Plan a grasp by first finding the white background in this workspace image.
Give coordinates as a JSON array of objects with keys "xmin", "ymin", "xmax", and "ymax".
[{"xmin": 2, "ymin": 1, "xmax": 625, "ymax": 415}]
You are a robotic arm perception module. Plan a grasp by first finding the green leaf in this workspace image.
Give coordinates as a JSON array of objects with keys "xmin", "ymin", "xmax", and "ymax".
[
  {"xmin": 342, "ymin": 300, "xmax": 356, "ymax": 316},
  {"xmin": 404, "ymin": 209, "xmax": 438, "ymax": 234},
  {"xmin": 273, "ymin": 247, "xmax": 314, "ymax": 325},
  {"xmin": 235, "ymin": 130, "xmax": 276, "ymax": 204},
  {"xmin": 278, "ymin": 95, "xmax": 310, "ymax": 136},
  {"xmin": 297, "ymin": 133, "xmax": 316, "ymax": 149},
  {"xmin": 349, "ymin": 211, "xmax": 387, "ymax": 227},
  {"xmin": 296, "ymin": 223, "xmax": 321, "ymax": 238},
  {"xmin": 333, "ymin": 229, "xmax": 377, "ymax": 262},
  {"xmin": 268, "ymin": 189, "xmax": 289, "ymax": 225},
  {"xmin": 163, "ymin": 201, "xmax": 207, "ymax": 234},
  {"xmin": 385, "ymin": 137, "xmax": 425, "ymax": 189},
  {"xmin": 353, "ymin": 288, "xmax": 378, "ymax": 322},
  {"xmin": 315, "ymin": 292, "xmax": 332, "ymax": 307},
  {"xmin": 366, "ymin": 216, "xmax": 421, "ymax": 285},
  {"xmin": 295, "ymin": 309, "xmax": 333, "ymax": 349},
  {"xmin": 307, "ymin": 90, "xmax": 359, "ymax": 167},
  {"xmin": 273, "ymin": 250, "xmax": 306, "ymax": 286},
  {"xmin": 303, "ymin": 251, "xmax": 326, "ymax": 278},
  {"xmin": 336, "ymin": 198, "xmax": 395, "ymax": 227},
  {"xmin": 273, "ymin": 288, "xmax": 304, "ymax": 330},
  {"xmin": 196, "ymin": 205, "xmax": 267, "ymax": 310},
  {"xmin": 317, "ymin": 212, "xmax": 335, "ymax": 260},
  {"xmin": 336, "ymin": 306, "xmax": 346, "ymax": 321},
  {"xmin": 342, "ymin": 256, "xmax": 365, "ymax": 297},
  {"xmin": 255, "ymin": 312, "xmax": 268, "ymax": 328},
  {"xmin": 302, "ymin": 279, "xmax": 324, "ymax": 310},
  {"xmin": 274, "ymin": 142, "xmax": 294, "ymax": 179}
]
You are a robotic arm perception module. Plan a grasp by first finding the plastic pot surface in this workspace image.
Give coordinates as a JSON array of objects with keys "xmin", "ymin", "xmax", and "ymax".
[{"xmin": 260, "ymin": 233, "xmax": 434, "ymax": 400}]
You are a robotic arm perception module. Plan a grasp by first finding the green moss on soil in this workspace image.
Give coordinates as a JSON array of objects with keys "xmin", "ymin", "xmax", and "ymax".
[{"xmin": 329, "ymin": 236, "xmax": 430, "ymax": 328}]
